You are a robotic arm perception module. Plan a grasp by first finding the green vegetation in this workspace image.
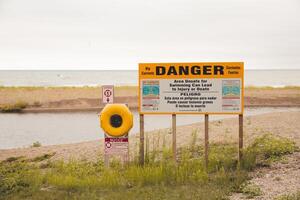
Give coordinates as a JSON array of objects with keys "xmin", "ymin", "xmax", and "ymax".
[
  {"xmin": 241, "ymin": 134, "xmax": 297, "ymax": 170},
  {"xmin": 0, "ymin": 134, "xmax": 297, "ymax": 200},
  {"xmin": 239, "ymin": 183, "xmax": 263, "ymax": 198},
  {"xmin": 0, "ymin": 101, "xmax": 28, "ymax": 113},
  {"xmin": 275, "ymin": 191, "xmax": 300, "ymax": 200},
  {"xmin": 4, "ymin": 156, "xmax": 25, "ymax": 163},
  {"xmin": 31, "ymin": 141, "xmax": 42, "ymax": 148},
  {"xmin": 30, "ymin": 153, "xmax": 55, "ymax": 162}
]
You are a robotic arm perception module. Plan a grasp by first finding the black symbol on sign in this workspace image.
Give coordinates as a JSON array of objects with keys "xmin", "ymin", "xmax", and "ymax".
[{"xmin": 104, "ymin": 89, "xmax": 112, "ymax": 97}]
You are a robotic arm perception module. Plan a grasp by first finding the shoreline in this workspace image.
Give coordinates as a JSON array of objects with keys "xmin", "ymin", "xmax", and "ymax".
[{"xmin": 0, "ymin": 110, "xmax": 299, "ymax": 161}]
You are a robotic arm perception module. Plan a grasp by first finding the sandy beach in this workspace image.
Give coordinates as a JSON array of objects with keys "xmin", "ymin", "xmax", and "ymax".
[{"xmin": 0, "ymin": 86, "xmax": 299, "ymax": 113}]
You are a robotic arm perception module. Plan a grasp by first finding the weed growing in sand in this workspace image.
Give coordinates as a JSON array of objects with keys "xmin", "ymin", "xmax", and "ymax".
[
  {"xmin": 4, "ymin": 156, "xmax": 25, "ymax": 163},
  {"xmin": 31, "ymin": 153, "xmax": 56, "ymax": 162},
  {"xmin": 239, "ymin": 182, "xmax": 263, "ymax": 198},
  {"xmin": 31, "ymin": 141, "xmax": 42, "ymax": 148},
  {"xmin": 275, "ymin": 191, "xmax": 300, "ymax": 200},
  {"xmin": 0, "ymin": 101, "xmax": 28, "ymax": 113},
  {"xmin": 189, "ymin": 129, "xmax": 198, "ymax": 153},
  {"xmin": 0, "ymin": 160, "xmax": 43, "ymax": 196},
  {"xmin": 241, "ymin": 134, "xmax": 297, "ymax": 170}
]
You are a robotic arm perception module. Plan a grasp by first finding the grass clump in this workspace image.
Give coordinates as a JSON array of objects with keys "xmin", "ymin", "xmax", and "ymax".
[
  {"xmin": 275, "ymin": 191, "xmax": 300, "ymax": 200},
  {"xmin": 3, "ymin": 156, "xmax": 25, "ymax": 163},
  {"xmin": 0, "ymin": 101, "xmax": 28, "ymax": 113},
  {"xmin": 31, "ymin": 153, "xmax": 55, "ymax": 162},
  {"xmin": 241, "ymin": 134, "xmax": 297, "ymax": 170},
  {"xmin": 0, "ymin": 160, "xmax": 43, "ymax": 196},
  {"xmin": 208, "ymin": 143, "xmax": 238, "ymax": 172},
  {"xmin": 31, "ymin": 141, "xmax": 42, "ymax": 148},
  {"xmin": 239, "ymin": 183, "xmax": 263, "ymax": 198}
]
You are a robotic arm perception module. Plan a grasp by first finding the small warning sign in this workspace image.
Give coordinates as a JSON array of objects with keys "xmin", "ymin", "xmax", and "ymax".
[
  {"xmin": 102, "ymin": 85, "xmax": 114, "ymax": 104},
  {"xmin": 104, "ymin": 137, "xmax": 129, "ymax": 155}
]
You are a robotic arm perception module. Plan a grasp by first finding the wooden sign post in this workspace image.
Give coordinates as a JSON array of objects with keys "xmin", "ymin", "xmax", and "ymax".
[
  {"xmin": 139, "ymin": 114, "xmax": 145, "ymax": 165},
  {"xmin": 172, "ymin": 114, "xmax": 177, "ymax": 163},
  {"xmin": 238, "ymin": 114, "xmax": 243, "ymax": 163},
  {"xmin": 204, "ymin": 114, "xmax": 209, "ymax": 169}
]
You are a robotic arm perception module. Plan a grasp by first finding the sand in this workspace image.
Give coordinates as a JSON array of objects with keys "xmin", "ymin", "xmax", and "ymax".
[
  {"xmin": 231, "ymin": 152, "xmax": 300, "ymax": 200},
  {"xmin": 0, "ymin": 87, "xmax": 299, "ymax": 112}
]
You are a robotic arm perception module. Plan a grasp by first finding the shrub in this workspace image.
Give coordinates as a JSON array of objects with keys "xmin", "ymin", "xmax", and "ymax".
[
  {"xmin": 242, "ymin": 134, "xmax": 296, "ymax": 170},
  {"xmin": 275, "ymin": 191, "xmax": 300, "ymax": 200},
  {"xmin": 31, "ymin": 153, "xmax": 55, "ymax": 162},
  {"xmin": 0, "ymin": 161, "xmax": 42, "ymax": 195},
  {"xmin": 0, "ymin": 101, "xmax": 28, "ymax": 113},
  {"xmin": 240, "ymin": 183, "xmax": 263, "ymax": 198},
  {"xmin": 31, "ymin": 141, "xmax": 42, "ymax": 148}
]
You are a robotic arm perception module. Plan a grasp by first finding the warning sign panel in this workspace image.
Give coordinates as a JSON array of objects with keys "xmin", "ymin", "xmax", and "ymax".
[
  {"xmin": 104, "ymin": 137, "xmax": 129, "ymax": 155},
  {"xmin": 139, "ymin": 62, "xmax": 244, "ymax": 114},
  {"xmin": 102, "ymin": 85, "xmax": 114, "ymax": 104}
]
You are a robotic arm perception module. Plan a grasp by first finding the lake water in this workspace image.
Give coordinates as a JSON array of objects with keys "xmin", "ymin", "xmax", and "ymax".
[
  {"xmin": 0, "ymin": 70, "xmax": 299, "ymax": 87},
  {"xmin": 1, "ymin": 107, "xmax": 299, "ymax": 149}
]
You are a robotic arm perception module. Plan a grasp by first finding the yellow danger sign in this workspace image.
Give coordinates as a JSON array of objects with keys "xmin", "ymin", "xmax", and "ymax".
[{"xmin": 139, "ymin": 62, "xmax": 244, "ymax": 114}]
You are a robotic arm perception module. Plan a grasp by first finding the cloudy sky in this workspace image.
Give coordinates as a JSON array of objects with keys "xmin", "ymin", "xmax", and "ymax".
[{"xmin": 0, "ymin": 0, "xmax": 299, "ymax": 70}]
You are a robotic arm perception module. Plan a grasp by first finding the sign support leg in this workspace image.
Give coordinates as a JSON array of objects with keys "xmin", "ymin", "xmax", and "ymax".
[
  {"xmin": 139, "ymin": 114, "xmax": 145, "ymax": 166},
  {"xmin": 126, "ymin": 133, "xmax": 129, "ymax": 165},
  {"xmin": 238, "ymin": 114, "xmax": 243, "ymax": 163},
  {"xmin": 204, "ymin": 114, "xmax": 209, "ymax": 169},
  {"xmin": 104, "ymin": 135, "xmax": 109, "ymax": 168},
  {"xmin": 172, "ymin": 114, "xmax": 177, "ymax": 163},
  {"xmin": 104, "ymin": 155, "xmax": 109, "ymax": 167}
]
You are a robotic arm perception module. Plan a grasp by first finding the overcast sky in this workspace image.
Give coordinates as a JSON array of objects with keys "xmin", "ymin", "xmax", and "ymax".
[{"xmin": 0, "ymin": 0, "xmax": 299, "ymax": 70}]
